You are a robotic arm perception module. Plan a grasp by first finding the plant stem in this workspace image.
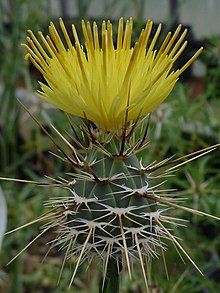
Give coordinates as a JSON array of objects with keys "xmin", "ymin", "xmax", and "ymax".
[
  {"xmin": 10, "ymin": 258, "xmax": 23, "ymax": 293},
  {"xmin": 99, "ymin": 258, "xmax": 120, "ymax": 293}
]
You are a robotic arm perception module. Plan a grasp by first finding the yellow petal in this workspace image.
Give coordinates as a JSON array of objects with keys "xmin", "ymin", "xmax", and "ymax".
[{"xmin": 22, "ymin": 18, "xmax": 203, "ymax": 131}]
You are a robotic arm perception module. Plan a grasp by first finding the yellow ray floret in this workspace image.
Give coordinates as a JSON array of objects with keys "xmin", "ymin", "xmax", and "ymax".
[{"xmin": 22, "ymin": 18, "xmax": 202, "ymax": 131}]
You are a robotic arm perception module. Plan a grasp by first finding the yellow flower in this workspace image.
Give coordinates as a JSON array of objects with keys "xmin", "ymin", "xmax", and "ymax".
[{"xmin": 22, "ymin": 18, "xmax": 202, "ymax": 131}]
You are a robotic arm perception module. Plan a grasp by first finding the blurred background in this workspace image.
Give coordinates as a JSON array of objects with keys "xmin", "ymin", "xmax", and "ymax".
[{"xmin": 0, "ymin": 0, "xmax": 220, "ymax": 292}]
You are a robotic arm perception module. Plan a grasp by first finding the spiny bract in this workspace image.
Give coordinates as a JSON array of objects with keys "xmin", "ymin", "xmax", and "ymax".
[
  {"xmin": 46, "ymin": 129, "xmax": 164, "ymax": 288},
  {"xmin": 31, "ymin": 119, "xmax": 209, "ymax": 290}
]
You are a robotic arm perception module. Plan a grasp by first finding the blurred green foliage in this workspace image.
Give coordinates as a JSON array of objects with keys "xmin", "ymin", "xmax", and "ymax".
[
  {"xmin": 201, "ymin": 35, "xmax": 220, "ymax": 100},
  {"xmin": 0, "ymin": 1, "xmax": 220, "ymax": 292}
]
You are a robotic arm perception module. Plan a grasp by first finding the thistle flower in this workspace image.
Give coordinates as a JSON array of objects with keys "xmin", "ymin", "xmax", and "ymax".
[
  {"xmin": 3, "ymin": 18, "xmax": 219, "ymax": 293},
  {"xmin": 22, "ymin": 17, "xmax": 202, "ymax": 131}
]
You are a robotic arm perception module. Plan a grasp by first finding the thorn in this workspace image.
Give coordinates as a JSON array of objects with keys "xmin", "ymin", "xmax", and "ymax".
[
  {"xmin": 64, "ymin": 112, "xmax": 82, "ymax": 144},
  {"xmin": 157, "ymin": 220, "xmax": 203, "ymax": 275},
  {"xmin": 5, "ymin": 211, "xmax": 55, "ymax": 235},
  {"xmin": 83, "ymin": 112, "xmax": 97, "ymax": 144},
  {"xmin": 68, "ymin": 228, "xmax": 93, "ymax": 289},
  {"xmin": 0, "ymin": 177, "xmax": 48, "ymax": 186},
  {"xmin": 138, "ymin": 113, "xmax": 151, "ymax": 148},
  {"xmin": 157, "ymin": 198, "xmax": 220, "ymax": 221},
  {"xmin": 7, "ymin": 225, "xmax": 52, "ymax": 265},
  {"xmin": 118, "ymin": 215, "xmax": 132, "ymax": 279},
  {"xmin": 102, "ymin": 243, "xmax": 112, "ymax": 290},
  {"xmin": 148, "ymin": 143, "xmax": 220, "ymax": 173},
  {"xmin": 134, "ymin": 233, "xmax": 149, "ymax": 292},
  {"xmin": 58, "ymin": 238, "xmax": 73, "ymax": 284},
  {"xmin": 125, "ymin": 108, "xmax": 143, "ymax": 142}
]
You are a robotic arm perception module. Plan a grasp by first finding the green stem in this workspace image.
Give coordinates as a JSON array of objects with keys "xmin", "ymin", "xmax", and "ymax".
[
  {"xmin": 99, "ymin": 258, "xmax": 120, "ymax": 293},
  {"xmin": 10, "ymin": 258, "xmax": 23, "ymax": 293}
]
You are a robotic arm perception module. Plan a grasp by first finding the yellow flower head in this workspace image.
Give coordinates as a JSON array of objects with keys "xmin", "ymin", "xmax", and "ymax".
[{"xmin": 22, "ymin": 18, "xmax": 202, "ymax": 131}]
